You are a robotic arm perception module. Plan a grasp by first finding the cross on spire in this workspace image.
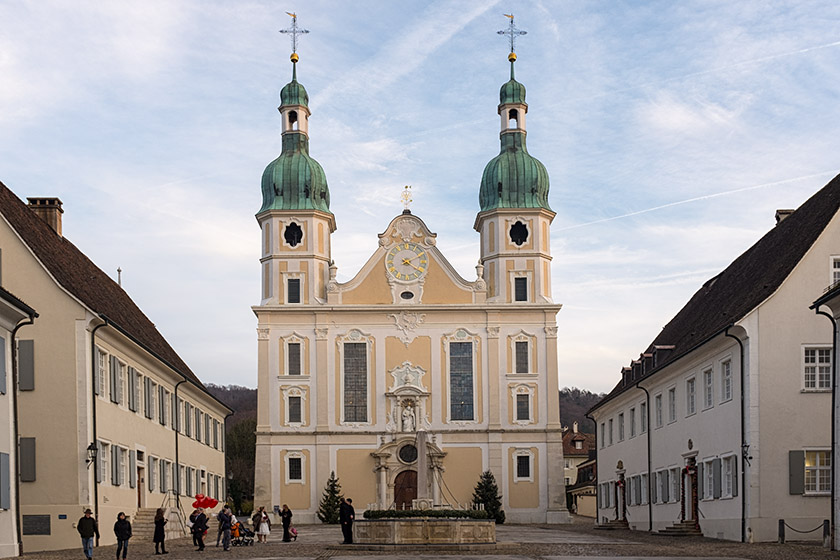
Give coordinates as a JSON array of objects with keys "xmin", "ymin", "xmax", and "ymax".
[
  {"xmin": 279, "ymin": 12, "xmax": 309, "ymax": 54},
  {"xmin": 497, "ymin": 13, "xmax": 527, "ymax": 53}
]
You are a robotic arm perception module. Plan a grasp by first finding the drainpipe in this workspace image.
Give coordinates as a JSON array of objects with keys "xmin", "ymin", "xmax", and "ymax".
[
  {"xmin": 11, "ymin": 313, "xmax": 37, "ymax": 556},
  {"xmin": 173, "ymin": 379, "xmax": 187, "ymax": 516},
  {"xmin": 222, "ymin": 412, "xmax": 234, "ymax": 503},
  {"xmin": 724, "ymin": 327, "xmax": 747, "ymax": 544},
  {"xmin": 89, "ymin": 321, "xmax": 107, "ymax": 547},
  {"xmin": 812, "ymin": 307, "xmax": 837, "ymax": 550},
  {"xmin": 584, "ymin": 412, "xmax": 598, "ymax": 523},
  {"xmin": 635, "ymin": 383, "xmax": 653, "ymax": 531}
]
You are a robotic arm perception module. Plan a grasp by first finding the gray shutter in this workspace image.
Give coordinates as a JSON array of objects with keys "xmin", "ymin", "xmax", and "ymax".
[
  {"xmin": 698, "ymin": 462, "xmax": 704, "ymax": 499},
  {"xmin": 95, "ymin": 442, "xmax": 103, "ymax": 483},
  {"xmin": 634, "ymin": 476, "xmax": 642, "ymax": 504},
  {"xmin": 148, "ymin": 456, "xmax": 155, "ymax": 491},
  {"xmin": 172, "ymin": 393, "xmax": 177, "ymax": 431},
  {"xmin": 19, "ymin": 437, "xmax": 35, "ymax": 482},
  {"xmin": 713, "ymin": 458, "xmax": 722, "ymax": 499},
  {"xmin": 158, "ymin": 386, "xmax": 164, "ymax": 424},
  {"xmin": 94, "ymin": 348, "xmax": 101, "ymax": 395},
  {"xmin": 662, "ymin": 470, "xmax": 669, "ymax": 503},
  {"xmin": 111, "ymin": 445, "xmax": 118, "ymax": 485},
  {"xmin": 0, "ymin": 336, "xmax": 6, "ymax": 394},
  {"xmin": 195, "ymin": 469, "xmax": 201, "ymax": 494},
  {"xmin": 789, "ymin": 450, "xmax": 805, "ymax": 495},
  {"xmin": 109, "ymin": 356, "xmax": 118, "ymax": 403},
  {"xmin": 144, "ymin": 378, "xmax": 152, "ymax": 419},
  {"xmin": 18, "ymin": 340, "xmax": 34, "ymax": 391},
  {"xmin": 652, "ymin": 474, "xmax": 658, "ymax": 503},
  {"xmin": 221, "ymin": 427, "xmax": 225, "ymax": 452},
  {"xmin": 127, "ymin": 368, "xmax": 135, "ymax": 411},
  {"xmin": 129, "ymin": 450, "xmax": 136, "ymax": 489},
  {"xmin": 0, "ymin": 452, "xmax": 9, "ymax": 509},
  {"xmin": 732, "ymin": 457, "xmax": 739, "ymax": 497}
]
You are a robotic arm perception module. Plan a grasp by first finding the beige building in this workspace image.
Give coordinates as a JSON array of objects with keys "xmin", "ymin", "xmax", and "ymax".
[
  {"xmin": 0, "ymin": 185, "xmax": 231, "ymax": 551},
  {"xmin": 254, "ymin": 49, "xmax": 569, "ymax": 524}
]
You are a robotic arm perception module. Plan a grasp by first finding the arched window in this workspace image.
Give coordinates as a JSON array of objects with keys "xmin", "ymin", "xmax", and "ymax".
[
  {"xmin": 289, "ymin": 110, "xmax": 299, "ymax": 131},
  {"xmin": 508, "ymin": 109, "xmax": 518, "ymax": 129}
]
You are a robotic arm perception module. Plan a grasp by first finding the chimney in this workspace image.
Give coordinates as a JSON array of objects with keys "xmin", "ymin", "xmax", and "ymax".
[
  {"xmin": 573, "ymin": 421, "xmax": 579, "ymax": 434},
  {"xmin": 27, "ymin": 197, "xmax": 63, "ymax": 236},
  {"xmin": 775, "ymin": 209, "xmax": 794, "ymax": 225}
]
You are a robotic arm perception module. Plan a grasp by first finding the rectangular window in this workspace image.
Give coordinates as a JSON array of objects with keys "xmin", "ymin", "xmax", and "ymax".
[
  {"xmin": 514, "ymin": 277, "xmax": 527, "ymax": 302},
  {"xmin": 670, "ymin": 467, "xmax": 680, "ymax": 502},
  {"xmin": 722, "ymin": 456, "xmax": 736, "ymax": 498},
  {"xmin": 686, "ymin": 378, "xmax": 696, "ymax": 416},
  {"xmin": 704, "ymin": 460, "xmax": 715, "ymax": 500},
  {"xmin": 608, "ymin": 418, "xmax": 613, "ymax": 445},
  {"xmin": 287, "ymin": 342, "xmax": 301, "ymax": 375},
  {"xmin": 344, "ymin": 342, "xmax": 368, "ymax": 422},
  {"xmin": 804, "ymin": 348, "xmax": 831, "ymax": 390},
  {"xmin": 640, "ymin": 473, "xmax": 649, "ymax": 505},
  {"xmin": 629, "ymin": 408, "xmax": 636, "ymax": 438},
  {"xmin": 805, "ymin": 450, "xmax": 831, "ymax": 494},
  {"xmin": 640, "ymin": 402, "xmax": 647, "ymax": 433},
  {"xmin": 668, "ymin": 387, "xmax": 676, "ymax": 422},
  {"xmin": 655, "ymin": 395, "xmax": 663, "ymax": 428},
  {"xmin": 600, "ymin": 423, "xmax": 605, "ymax": 448},
  {"xmin": 833, "ymin": 256, "xmax": 840, "ymax": 285},
  {"xmin": 516, "ymin": 455, "xmax": 530, "ymax": 478},
  {"xmin": 96, "ymin": 349, "xmax": 107, "ymax": 396},
  {"xmin": 289, "ymin": 396, "xmax": 302, "ymax": 423},
  {"xmin": 118, "ymin": 363, "xmax": 127, "ymax": 404},
  {"xmin": 618, "ymin": 413, "xmax": 625, "ymax": 441},
  {"xmin": 449, "ymin": 342, "xmax": 474, "ymax": 421},
  {"xmin": 515, "ymin": 393, "xmax": 529, "ymax": 421},
  {"xmin": 721, "ymin": 360, "xmax": 732, "ymax": 402},
  {"xmin": 703, "ymin": 369, "xmax": 713, "ymax": 409},
  {"xmin": 149, "ymin": 457, "xmax": 157, "ymax": 492},
  {"xmin": 287, "ymin": 278, "xmax": 301, "ymax": 303},
  {"xmin": 289, "ymin": 457, "xmax": 302, "ymax": 481},
  {"xmin": 515, "ymin": 341, "xmax": 529, "ymax": 373}
]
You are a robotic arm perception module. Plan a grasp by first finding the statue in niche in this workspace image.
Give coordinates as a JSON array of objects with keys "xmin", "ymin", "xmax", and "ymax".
[{"xmin": 402, "ymin": 401, "xmax": 416, "ymax": 432}]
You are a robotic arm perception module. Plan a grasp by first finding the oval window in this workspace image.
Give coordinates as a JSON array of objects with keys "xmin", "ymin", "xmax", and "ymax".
[{"xmin": 400, "ymin": 291, "xmax": 414, "ymax": 300}]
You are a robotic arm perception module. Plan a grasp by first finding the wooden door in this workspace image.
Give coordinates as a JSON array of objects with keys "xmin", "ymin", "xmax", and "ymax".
[{"xmin": 394, "ymin": 470, "xmax": 417, "ymax": 509}]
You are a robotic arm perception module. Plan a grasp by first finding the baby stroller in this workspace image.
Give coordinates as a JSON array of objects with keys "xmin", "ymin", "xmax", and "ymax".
[{"xmin": 231, "ymin": 521, "xmax": 255, "ymax": 546}]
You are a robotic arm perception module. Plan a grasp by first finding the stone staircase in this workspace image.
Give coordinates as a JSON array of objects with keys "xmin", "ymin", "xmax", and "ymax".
[
  {"xmin": 130, "ymin": 508, "xmax": 188, "ymax": 541},
  {"xmin": 658, "ymin": 520, "xmax": 703, "ymax": 536},
  {"xmin": 594, "ymin": 518, "xmax": 629, "ymax": 530}
]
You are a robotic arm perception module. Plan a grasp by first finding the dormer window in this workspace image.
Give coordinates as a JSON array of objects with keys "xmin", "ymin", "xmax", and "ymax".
[{"xmin": 508, "ymin": 109, "xmax": 519, "ymax": 129}]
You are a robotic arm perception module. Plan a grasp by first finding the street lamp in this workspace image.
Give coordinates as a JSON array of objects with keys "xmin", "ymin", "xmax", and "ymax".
[{"xmin": 85, "ymin": 442, "xmax": 98, "ymax": 469}]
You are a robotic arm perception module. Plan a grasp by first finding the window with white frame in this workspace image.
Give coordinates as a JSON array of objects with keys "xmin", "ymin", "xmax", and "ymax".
[
  {"xmin": 805, "ymin": 450, "xmax": 831, "ymax": 494},
  {"xmin": 514, "ymin": 340, "xmax": 529, "ymax": 373},
  {"xmin": 703, "ymin": 459, "xmax": 715, "ymax": 500},
  {"xmin": 119, "ymin": 363, "xmax": 127, "ymax": 405},
  {"xmin": 97, "ymin": 441, "xmax": 109, "ymax": 485},
  {"xmin": 628, "ymin": 476, "xmax": 636, "ymax": 506},
  {"xmin": 670, "ymin": 467, "xmax": 680, "ymax": 502},
  {"xmin": 703, "ymin": 369, "xmax": 713, "ymax": 409},
  {"xmin": 640, "ymin": 473, "xmax": 649, "ymax": 505},
  {"xmin": 510, "ymin": 384, "xmax": 534, "ymax": 424},
  {"xmin": 832, "ymin": 256, "xmax": 840, "ymax": 285},
  {"xmin": 668, "ymin": 387, "xmax": 676, "ymax": 422},
  {"xmin": 608, "ymin": 418, "xmax": 613, "ymax": 445},
  {"xmin": 564, "ymin": 458, "xmax": 571, "ymax": 469},
  {"xmin": 287, "ymin": 341, "xmax": 302, "ymax": 375},
  {"xmin": 722, "ymin": 455, "xmax": 736, "ymax": 498},
  {"xmin": 721, "ymin": 360, "xmax": 733, "ymax": 402},
  {"xmin": 629, "ymin": 408, "xmax": 636, "ymax": 438},
  {"xmin": 640, "ymin": 402, "xmax": 647, "ymax": 433},
  {"xmin": 340, "ymin": 331, "xmax": 370, "ymax": 423},
  {"xmin": 655, "ymin": 394, "xmax": 663, "ymax": 428},
  {"xmin": 446, "ymin": 330, "xmax": 477, "ymax": 422},
  {"xmin": 286, "ymin": 451, "xmax": 304, "ymax": 483},
  {"xmin": 608, "ymin": 481, "xmax": 615, "ymax": 507},
  {"xmin": 96, "ymin": 349, "xmax": 107, "ymax": 397},
  {"xmin": 513, "ymin": 449, "xmax": 534, "ymax": 482},
  {"xmin": 804, "ymin": 348, "xmax": 831, "ymax": 390},
  {"xmin": 618, "ymin": 413, "xmax": 625, "ymax": 441},
  {"xmin": 149, "ymin": 457, "xmax": 157, "ymax": 492},
  {"xmin": 282, "ymin": 386, "xmax": 305, "ymax": 426},
  {"xmin": 686, "ymin": 378, "xmax": 696, "ymax": 416},
  {"xmin": 656, "ymin": 470, "xmax": 669, "ymax": 503},
  {"xmin": 516, "ymin": 393, "xmax": 529, "ymax": 422}
]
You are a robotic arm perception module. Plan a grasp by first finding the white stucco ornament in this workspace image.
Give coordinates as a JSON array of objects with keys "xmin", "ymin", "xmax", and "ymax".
[{"xmin": 389, "ymin": 311, "xmax": 426, "ymax": 346}]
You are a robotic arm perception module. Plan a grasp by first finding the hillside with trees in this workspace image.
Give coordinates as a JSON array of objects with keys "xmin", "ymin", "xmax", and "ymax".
[
  {"xmin": 559, "ymin": 387, "xmax": 604, "ymax": 433},
  {"xmin": 206, "ymin": 384, "xmax": 256, "ymax": 514}
]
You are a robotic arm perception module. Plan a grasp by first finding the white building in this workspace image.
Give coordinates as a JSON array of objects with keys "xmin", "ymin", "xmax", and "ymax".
[{"xmin": 590, "ymin": 173, "xmax": 840, "ymax": 542}]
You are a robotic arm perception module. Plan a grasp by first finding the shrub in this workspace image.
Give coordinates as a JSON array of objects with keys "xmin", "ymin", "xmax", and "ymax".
[
  {"xmin": 471, "ymin": 470, "xmax": 505, "ymax": 524},
  {"xmin": 362, "ymin": 508, "xmax": 489, "ymax": 520}
]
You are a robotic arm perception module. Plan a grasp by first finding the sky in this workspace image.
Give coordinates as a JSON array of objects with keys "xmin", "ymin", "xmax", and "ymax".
[{"xmin": 2, "ymin": 1, "xmax": 839, "ymax": 393}]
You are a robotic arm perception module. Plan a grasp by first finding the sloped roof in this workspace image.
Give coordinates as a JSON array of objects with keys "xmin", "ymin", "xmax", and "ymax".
[
  {"xmin": 591, "ymin": 171, "xmax": 840, "ymax": 413},
  {"xmin": 563, "ymin": 429, "xmax": 595, "ymax": 457},
  {"xmin": 0, "ymin": 181, "xmax": 229, "ymax": 410}
]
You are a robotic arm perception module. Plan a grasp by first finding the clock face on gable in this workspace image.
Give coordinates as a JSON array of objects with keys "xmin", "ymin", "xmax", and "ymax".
[{"xmin": 385, "ymin": 242, "xmax": 428, "ymax": 281}]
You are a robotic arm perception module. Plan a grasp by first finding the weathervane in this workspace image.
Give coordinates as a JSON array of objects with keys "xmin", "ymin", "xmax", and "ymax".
[
  {"xmin": 497, "ymin": 13, "xmax": 527, "ymax": 55},
  {"xmin": 401, "ymin": 185, "xmax": 413, "ymax": 212},
  {"xmin": 279, "ymin": 12, "xmax": 309, "ymax": 58}
]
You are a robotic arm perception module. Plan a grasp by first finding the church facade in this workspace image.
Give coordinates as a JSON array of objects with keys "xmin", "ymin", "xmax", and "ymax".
[{"xmin": 253, "ymin": 47, "xmax": 569, "ymax": 524}]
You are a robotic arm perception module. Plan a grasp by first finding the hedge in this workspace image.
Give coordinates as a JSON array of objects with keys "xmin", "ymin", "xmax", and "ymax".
[{"xmin": 362, "ymin": 509, "xmax": 489, "ymax": 520}]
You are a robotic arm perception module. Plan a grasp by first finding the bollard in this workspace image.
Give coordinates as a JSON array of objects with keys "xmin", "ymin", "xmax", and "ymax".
[
  {"xmin": 823, "ymin": 519, "xmax": 830, "ymax": 549},
  {"xmin": 778, "ymin": 519, "xmax": 785, "ymax": 544}
]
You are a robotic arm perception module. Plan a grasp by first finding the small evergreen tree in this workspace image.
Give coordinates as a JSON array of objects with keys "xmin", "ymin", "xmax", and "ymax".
[
  {"xmin": 471, "ymin": 470, "xmax": 505, "ymax": 524},
  {"xmin": 317, "ymin": 471, "xmax": 343, "ymax": 523}
]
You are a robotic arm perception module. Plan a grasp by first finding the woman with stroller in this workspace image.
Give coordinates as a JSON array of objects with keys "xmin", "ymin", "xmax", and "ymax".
[
  {"xmin": 252, "ymin": 506, "xmax": 270, "ymax": 543},
  {"xmin": 280, "ymin": 505, "xmax": 293, "ymax": 542},
  {"xmin": 153, "ymin": 508, "xmax": 168, "ymax": 555}
]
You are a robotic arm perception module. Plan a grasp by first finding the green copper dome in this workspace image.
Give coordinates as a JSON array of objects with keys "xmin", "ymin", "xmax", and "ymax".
[
  {"xmin": 479, "ymin": 132, "xmax": 550, "ymax": 212},
  {"xmin": 500, "ymin": 61, "xmax": 526, "ymax": 105},
  {"xmin": 280, "ymin": 63, "xmax": 309, "ymax": 107},
  {"xmin": 258, "ymin": 62, "xmax": 330, "ymax": 214}
]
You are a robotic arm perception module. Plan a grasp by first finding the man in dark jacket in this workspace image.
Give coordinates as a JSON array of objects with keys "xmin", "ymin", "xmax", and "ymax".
[
  {"xmin": 216, "ymin": 508, "xmax": 232, "ymax": 551},
  {"xmin": 77, "ymin": 509, "xmax": 100, "ymax": 560},
  {"xmin": 192, "ymin": 508, "xmax": 208, "ymax": 551},
  {"xmin": 339, "ymin": 497, "xmax": 354, "ymax": 544}
]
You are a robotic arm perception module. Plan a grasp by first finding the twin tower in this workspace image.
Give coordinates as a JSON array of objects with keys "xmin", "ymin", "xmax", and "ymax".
[{"xmin": 253, "ymin": 45, "xmax": 568, "ymax": 524}]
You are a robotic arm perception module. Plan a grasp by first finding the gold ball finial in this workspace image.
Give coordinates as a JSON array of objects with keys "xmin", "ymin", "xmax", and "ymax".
[
  {"xmin": 508, "ymin": 52, "xmax": 517, "ymax": 62},
  {"xmin": 290, "ymin": 52, "xmax": 299, "ymax": 63}
]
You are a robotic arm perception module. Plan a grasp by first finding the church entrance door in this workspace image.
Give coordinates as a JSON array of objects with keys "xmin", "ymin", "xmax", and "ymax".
[{"xmin": 394, "ymin": 470, "xmax": 417, "ymax": 509}]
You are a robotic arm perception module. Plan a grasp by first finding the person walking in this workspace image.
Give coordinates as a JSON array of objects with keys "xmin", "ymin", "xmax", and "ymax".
[
  {"xmin": 217, "ymin": 507, "xmax": 232, "ymax": 551},
  {"xmin": 153, "ymin": 508, "xmax": 168, "ymax": 555},
  {"xmin": 189, "ymin": 509, "xmax": 200, "ymax": 548},
  {"xmin": 280, "ymin": 505, "xmax": 293, "ymax": 542},
  {"xmin": 77, "ymin": 508, "xmax": 100, "ymax": 560},
  {"xmin": 192, "ymin": 507, "xmax": 208, "ymax": 551},
  {"xmin": 113, "ymin": 512, "xmax": 132, "ymax": 560},
  {"xmin": 252, "ymin": 506, "xmax": 271, "ymax": 543},
  {"xmin": 339, "ymin": 497, "xmax": 354, "ymax": 544}
]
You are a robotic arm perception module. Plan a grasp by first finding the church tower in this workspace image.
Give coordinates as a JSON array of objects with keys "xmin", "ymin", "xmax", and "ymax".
[
  {"xmin": 474, "ymin": 50, "xmax": 555, "ymax": 305},
  {"xmin": 257, "ymin": 49, "xmax": 335, "ymax": 307}
]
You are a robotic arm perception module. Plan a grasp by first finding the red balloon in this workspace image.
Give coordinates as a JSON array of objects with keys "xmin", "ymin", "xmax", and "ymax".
[
  {"xmin": 195, "ymin": 494, "xmax": 205, "ymax": 501},
  {"xmin": 192, "ymin": 501, "xmax": 200, "ymax": 508}
]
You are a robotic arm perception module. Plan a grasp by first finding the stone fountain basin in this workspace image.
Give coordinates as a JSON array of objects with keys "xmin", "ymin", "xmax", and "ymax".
[{"xmin": 354, "ymin": 518, "xmax": 496, "ymax": 544}]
